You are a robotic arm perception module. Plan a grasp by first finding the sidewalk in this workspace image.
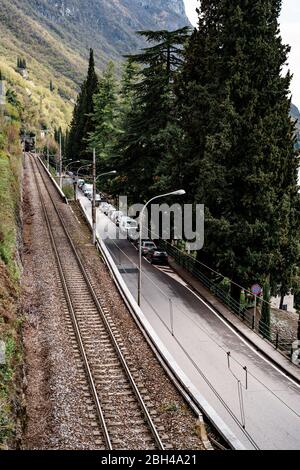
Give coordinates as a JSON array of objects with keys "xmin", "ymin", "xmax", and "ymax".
[{"xmin": 169, "ymin": 258, "xmax": 300, "ymax": 385}]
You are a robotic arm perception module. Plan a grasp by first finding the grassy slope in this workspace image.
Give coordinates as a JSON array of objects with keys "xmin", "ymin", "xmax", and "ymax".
[{"xmin": 0, "ymin": 135, "xmax": 22, "ymax": 449}]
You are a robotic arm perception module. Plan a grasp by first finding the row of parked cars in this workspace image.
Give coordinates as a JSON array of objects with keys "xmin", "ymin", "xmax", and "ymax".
[
  {"xmin": 78, "ymin": 180, "xmax": 102, "ymax": 205},
  {"xmin": 78, "ymin": 179, "xmax": 169, "ymax": 265}
]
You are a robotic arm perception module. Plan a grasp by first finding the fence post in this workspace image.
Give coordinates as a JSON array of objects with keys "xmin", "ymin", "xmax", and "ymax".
[
  {"xmin": 276, "ymin": 332, "xmax": 279, "ymax": 350},
  {"xmin": 252, "ymin": 315, "xmax": 255, "ymax": 330}
]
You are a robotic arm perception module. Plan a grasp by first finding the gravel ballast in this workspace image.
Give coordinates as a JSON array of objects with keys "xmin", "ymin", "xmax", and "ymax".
[{"xmin": 22, "ymin": 154, "xmax": 208, "ymax": 450}]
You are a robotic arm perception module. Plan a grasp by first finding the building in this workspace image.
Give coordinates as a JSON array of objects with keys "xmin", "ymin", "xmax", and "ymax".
[{"xmin": 271, "ymin": 293, "xmax": 296, "ymax": 313}]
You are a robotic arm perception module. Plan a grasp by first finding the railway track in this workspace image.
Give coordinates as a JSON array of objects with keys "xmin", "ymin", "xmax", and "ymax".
[{"xmin": 29, "ymin": 153, "xmax": 168, "ymax": 450}]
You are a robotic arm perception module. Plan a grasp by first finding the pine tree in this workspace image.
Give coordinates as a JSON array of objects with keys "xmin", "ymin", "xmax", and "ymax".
[
  {"xmin": 178, "ymin": 0, "xmax": 299, "ymax": 302},
  {"xmin": 114, "ymin": 27, "xmax": 190, "ymax": 203}
]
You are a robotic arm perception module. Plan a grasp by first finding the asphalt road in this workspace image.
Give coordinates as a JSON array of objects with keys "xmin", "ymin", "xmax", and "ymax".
[{"xmin": 78, "ymin": 192, "xmax": 300, "ymax": 450}]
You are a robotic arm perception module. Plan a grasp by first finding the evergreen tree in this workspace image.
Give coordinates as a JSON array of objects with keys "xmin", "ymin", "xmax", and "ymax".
[
  {"xmin": 88, "ymin": 62, "xmax": 120, "ymax": 167},
  {"xmin": 177, "ymin": 0, "xmax": 299, "ymax": 301},
  {"xmin": 114, "ymin": 27, "xmax": 190, "ymax": 203},
  {"xmin": 66, "ymin": 49, "xmax": 98, "ymax": 161}
]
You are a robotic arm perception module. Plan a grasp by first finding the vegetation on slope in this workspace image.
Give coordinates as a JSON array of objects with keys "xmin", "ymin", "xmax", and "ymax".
[{"xmin": 0, "ymin": 107, "xmax": 23, "ymax": 450}]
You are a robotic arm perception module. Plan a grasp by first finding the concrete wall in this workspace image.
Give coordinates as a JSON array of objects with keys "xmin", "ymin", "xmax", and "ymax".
[{"xmin": 271, "ymin": 294, "xmax": 296, "ymax": 313}]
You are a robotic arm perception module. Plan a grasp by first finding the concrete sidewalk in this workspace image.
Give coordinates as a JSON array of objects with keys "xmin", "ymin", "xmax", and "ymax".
[{"xmin": 169, "ymin": 258, "xmax": 300, "ymax": 385}]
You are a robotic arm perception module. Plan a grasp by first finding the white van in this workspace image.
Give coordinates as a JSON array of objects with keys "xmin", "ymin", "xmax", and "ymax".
[
  {"xmin": 120, "ymin": 217, "xmax": 139, "ymax": 239},
  {"xmin": 82, "ymin": 183, "xmax": 93, "ymax": 196}
]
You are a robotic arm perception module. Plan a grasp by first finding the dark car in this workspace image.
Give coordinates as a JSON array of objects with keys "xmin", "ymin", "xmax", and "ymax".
[
  {"xmin": 146, "ymin": 248, "xmax": 169, "ymax": 265},
  {"xmin": 139, "ymin": 240, "xmax": 157, "ymax": 256}
]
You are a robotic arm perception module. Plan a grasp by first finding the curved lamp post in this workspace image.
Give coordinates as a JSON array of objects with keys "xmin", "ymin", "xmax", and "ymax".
[
  {"xmin": 92, "ymin": 148, "xmax": 117, "ymax": 244},
  {"xmin": 138, "ymin": 189, "xmax": 186, "ymax": 306}
]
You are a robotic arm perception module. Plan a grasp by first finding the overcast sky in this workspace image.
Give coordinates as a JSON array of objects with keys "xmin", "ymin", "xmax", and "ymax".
[{"xmin": 183, "ymin": 0, "xmax": 300, "ymax": 107}]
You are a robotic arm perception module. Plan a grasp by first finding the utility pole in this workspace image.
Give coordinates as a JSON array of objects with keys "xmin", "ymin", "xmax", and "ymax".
[
  {"xmin": 59, "ymin": 132, "xmax": 63, "ymax": 188},
  {"xmin": 47, "ymin": 138, "xmax": 50, "ymax": 171},
  {"xmin": 92, "ymin": 148, "xmax": 97, "ymax": 245}
]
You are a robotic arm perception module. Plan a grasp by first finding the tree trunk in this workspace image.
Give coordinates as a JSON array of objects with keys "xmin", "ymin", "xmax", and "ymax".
[
  {"xmin": 279, "ymin": 291, "xmax": 285, "ymax": 310},
  {"xmin": 230, "ymin": 282, "xmax": 241, "ymax": 305}
]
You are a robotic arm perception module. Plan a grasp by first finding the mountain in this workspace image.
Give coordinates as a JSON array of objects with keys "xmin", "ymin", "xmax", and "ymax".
[
  {"xmin": 290, "ymin": 103, "xmax": 300, "ymax": 149},
  {"xmin": 0, "ymin": 0, "xmax": 190, "ymax": 130},
  {"xmin": 0, "ymin": 0, "xmax": 190, "ymax": 98}
]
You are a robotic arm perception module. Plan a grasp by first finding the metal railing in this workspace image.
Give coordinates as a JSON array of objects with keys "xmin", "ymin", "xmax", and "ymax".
[{"xmin": 158, "ymin": 239, "xmax": 299, "ymax": 365}]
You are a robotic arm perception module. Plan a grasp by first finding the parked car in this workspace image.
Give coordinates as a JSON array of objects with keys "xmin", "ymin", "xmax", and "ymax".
[
  {"xmin": 111, "ymin": 211, "xmax": 124, "ymax": 226},
  {"xmin": 108, "ymin": 207, "xmax": 117, "ymax": 220},
  {"xmin": 120, "ymin": 217, "xmax": 139, "ymax": 238},
  {"xmin": 100, "ymin": 202, "xmax": 110, "ymax": 213},
  {"xmin": 139, "ymin": 240, "xmax": 157, "ymax": 256},
  {"xmin": 103, "ymin": 204, "xmax": 114, "ymax": 216},
  {"xmin": 82, "ymin": 183, "xmax": 93, "ymax": 196},
  {"xmin": 146, "ymin": 248, "xmax": 169, "ymax": 265},
  {"xmin": 95, "ymin": 194, "xmax": 102, "ymax": 207},
  {"xmin": 77, "ymin": 179, "xmax": 85, "ymax": 189}
]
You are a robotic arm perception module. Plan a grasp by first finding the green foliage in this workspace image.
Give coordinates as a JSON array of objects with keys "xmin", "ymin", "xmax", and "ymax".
[
  {"xmin": 17, "ymin": 57, "xmax": 26, "ymax": 69},
  {"xmin": 0, "ymin": 149, "xmax": 20, "ymax": 278},
  {"xmin": 176, "ymin": 0, "xmax": 300, "ymax": 298},
  {"xmin": 88, "ymin": 62, "xmax": 121, "ymax": 164},
  {"xmin": 62, "ymin": 184, "xmax": 75, "ymax": 200},
  {"xmin": 111, "ymin": 27, "xmax": 191, "ymax": 203},
  {"xmin": 66, "ymin": 49, "xmax": 99, "ymax": 161}
]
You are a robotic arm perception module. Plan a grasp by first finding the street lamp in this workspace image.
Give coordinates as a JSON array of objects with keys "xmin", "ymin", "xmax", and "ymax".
[
  {"xmin": 138, "ymin": 189, "xmax": 186, "ymax": 307},
  {"xmin": 77, "ymin": 163, "xmax": 92, "ymax": 178},
  {"xmin": 92, "ymin": 148, "xmax": 117, "ymax": 244},
  {"xmin": 65, "ymin": 160, "xmax": 80, "ymax": 173}
]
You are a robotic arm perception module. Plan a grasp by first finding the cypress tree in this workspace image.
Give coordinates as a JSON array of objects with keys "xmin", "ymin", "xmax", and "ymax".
[
  {"xmin": 82, "ymin": 49, "xmax": 99, "ymax": 155},
  {"xmin": 178, "ymin": 0, "xmax": 299, "ymax": 302}
]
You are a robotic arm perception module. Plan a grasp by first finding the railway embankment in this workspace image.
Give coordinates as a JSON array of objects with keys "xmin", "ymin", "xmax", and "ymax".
[
  {"xmin": 20, "ymin": 153, "xmax": 210, "ymax": 450},
  {"xmin": 0, "ymin": 136, "xmax": 24, "ymax": 449}
]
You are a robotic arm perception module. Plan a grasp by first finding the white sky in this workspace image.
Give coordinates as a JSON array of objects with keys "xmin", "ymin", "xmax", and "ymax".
[{"xmin": 184, "ymin": 0, "xmax": 300, "ymax": 106}]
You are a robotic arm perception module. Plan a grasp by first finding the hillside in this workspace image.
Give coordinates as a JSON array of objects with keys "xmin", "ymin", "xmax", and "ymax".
[
  {"xmin": 290, "ymin": 103, "xmax": 300, "ymax": 148},
  {"xmin": 0, "ymin": 0, "xmax": 190, "ymax": 131}
]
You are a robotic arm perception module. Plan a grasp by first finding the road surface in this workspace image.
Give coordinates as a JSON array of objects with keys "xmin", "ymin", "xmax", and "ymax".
[{"xmin": 78, "ymin": 192, "xmax": 300, "ymax": 450}]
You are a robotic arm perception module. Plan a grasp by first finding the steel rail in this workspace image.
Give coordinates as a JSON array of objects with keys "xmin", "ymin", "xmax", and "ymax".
[{"xmin": 29, "ymin": 153, "xmax": 165, "ymax": 450}]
